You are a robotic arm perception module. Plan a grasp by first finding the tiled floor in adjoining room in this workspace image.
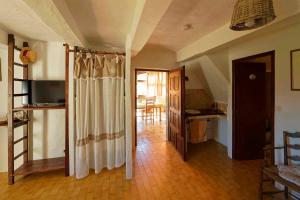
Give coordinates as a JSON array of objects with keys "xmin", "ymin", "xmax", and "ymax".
[{"xmin": 0, "ymin": 113, "xmax": 285, "ymax": 199}]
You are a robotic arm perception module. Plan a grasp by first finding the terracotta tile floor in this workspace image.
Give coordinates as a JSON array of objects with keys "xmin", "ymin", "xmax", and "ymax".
[{"xmin": 0, "ymin": 116, "xmax": 285, "ymax": 199}]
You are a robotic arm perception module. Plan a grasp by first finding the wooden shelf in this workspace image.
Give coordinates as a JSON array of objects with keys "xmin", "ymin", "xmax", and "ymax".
[
  {"xmin": 14, "ymin": 119, "xmax": 29, "ymax": 128},
  {"xmin": 15, "ymin": 157, "xmax": 65, "ymax": 176},
  {"xmin": 7, "ymin": 34, "xmax": 70, "ymax": 184},
  {"xmin": 13, "ymin": 105, "xmax": 65, "ymax": 111},
  {"xmin": 0, "ymin": 119, "xmax": 29, "ymax": 127},
  {"xmin": 13, "ymin": 78, "xmax": 27, "ymax": 81},
  {"xmin": 14, "ymin": 62, "xmax": 27, "ymax": 68},
  {"xmin": 0, "ymin": 120, "xmax": 7, "ymax": 126},
  {"xmin": 13, "ymin": 93, "xmax": 28, "ymax": 97}
]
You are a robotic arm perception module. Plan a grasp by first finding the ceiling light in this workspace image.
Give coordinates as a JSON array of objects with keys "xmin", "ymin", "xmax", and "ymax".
[
  {"xmin": 183, "ymin": 24, "xmax": 193, "ymax": 30},
  {"xmin": 230, "ymin": 0, "xmax": 276, "ymax": 31}
]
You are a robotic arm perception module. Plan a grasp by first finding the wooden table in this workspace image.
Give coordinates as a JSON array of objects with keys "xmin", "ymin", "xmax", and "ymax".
[
  {"xmin": 136, "ymin": 102, "xmax": 163, "ymax": 121},
  {"xmin": 151, "ymin": 104, "xmax": 163, "ymax": 121}
]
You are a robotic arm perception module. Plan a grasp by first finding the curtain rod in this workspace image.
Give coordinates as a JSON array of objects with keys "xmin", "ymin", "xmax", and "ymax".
[{"xmin": 63, "ymin": 44, "xmax": 125, "ymax": 56}]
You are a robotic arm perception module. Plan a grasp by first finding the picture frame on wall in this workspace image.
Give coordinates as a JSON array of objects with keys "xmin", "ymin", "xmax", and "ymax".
[{"xmin": 291, "ymin": 49, "xmax": 300, "ymax": 91}]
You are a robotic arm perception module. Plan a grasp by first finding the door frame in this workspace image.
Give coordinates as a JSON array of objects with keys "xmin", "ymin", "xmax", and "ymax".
[
  {"xmin": 232, "ymin": 50, "xmax": 275, "ymax": 160},
  {"xmin": 134, "ymin": 68, "xmax": 169, "ymax": 147}
]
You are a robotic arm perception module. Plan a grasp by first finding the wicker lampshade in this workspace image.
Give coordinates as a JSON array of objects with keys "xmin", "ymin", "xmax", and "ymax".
[{"xmin": 230, "ymin": 0, "xmax": 276, "ymax": 31}]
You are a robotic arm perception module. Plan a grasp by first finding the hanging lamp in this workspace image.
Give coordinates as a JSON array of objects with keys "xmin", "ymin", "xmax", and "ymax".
[{"xmin": 230, "ymin": 0, "xmax": 276, "ymax": 31}]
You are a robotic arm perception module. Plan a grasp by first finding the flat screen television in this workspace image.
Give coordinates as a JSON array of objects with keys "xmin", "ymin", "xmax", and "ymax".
[{"xmin": 22, "ymin": 80, "xmax": 65, "ymax": 106}]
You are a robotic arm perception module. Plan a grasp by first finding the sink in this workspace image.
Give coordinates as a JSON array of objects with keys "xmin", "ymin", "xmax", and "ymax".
[
  {"xmin": 185, "ymin": 109, "xmax": 201, "ymax": 115},
  {"xmin": 185, "ymin": 109, "xmax": 225, "ymax": 116}
]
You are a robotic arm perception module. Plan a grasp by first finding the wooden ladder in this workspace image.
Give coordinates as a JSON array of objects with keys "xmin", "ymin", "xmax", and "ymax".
[{"xmin": 7, "ymin": 34, "xmax": 30, "ymax": 185}]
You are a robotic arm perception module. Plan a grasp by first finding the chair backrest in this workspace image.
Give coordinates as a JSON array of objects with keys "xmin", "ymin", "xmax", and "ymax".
[
  {"xmin": 137, "ymin": 95, "xmax": 146, "ymax": 99},
  {"xmin": 146, "ymin": 96, "xmax": 156, "ymax": 107},
  {"xmin": 283, "ymin": 131, "xmax": 300, "ymax": 165},
  {"xmin": 137, "ymin": 95, "xmax": 146, "ymax": 104}
]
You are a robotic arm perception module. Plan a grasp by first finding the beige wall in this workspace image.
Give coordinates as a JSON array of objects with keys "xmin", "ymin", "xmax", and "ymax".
[
  {"xmin": 182, "ymin": 53, "xmax": 229, "ymax": 103},
  {"xmin": 184, "ymin": 61, "xmax": 207, "ymax": 90},
  {"xmin": 132, "ymin": 44, "xmax": 176, "ymax": 69},
  {"xmin": 185, "ymin": 89, "xmax": 213, "ymax": 110}
]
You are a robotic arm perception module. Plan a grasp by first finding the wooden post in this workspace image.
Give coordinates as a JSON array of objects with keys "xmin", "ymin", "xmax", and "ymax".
[
  {"xmin": 23, "ymin": 42, "xmax": 29, "ymax": 164},
  {"xmin": 283, "ymin": 131, "xmax": 289, "ymax": 198},
  {"xmin": 74, "ymin": 46, "xmax": 78, "ymax": 154},
  {"xmin": 64, "ymin": 43, "xmax": 70, "ymax": 176},
  {"xmin": 7, "ymin": 34, "xmax": 15, "ymax": 185}
]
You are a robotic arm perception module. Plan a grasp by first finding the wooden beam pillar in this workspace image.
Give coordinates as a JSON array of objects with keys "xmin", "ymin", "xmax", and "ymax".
[
  {"xmin": 22, "ymin": 42, "xmax": 29, "ymax": 164},
  {"xmin": 7, "ymin": 34, "xmax": 15, "ymax": 185},
  {"xmin": 64, "ymin": 43, "xmax": 70, "ymax": 176}
]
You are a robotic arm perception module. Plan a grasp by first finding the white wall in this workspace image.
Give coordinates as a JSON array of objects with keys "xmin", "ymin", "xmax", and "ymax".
[{"xmin": 227, "ymin": 22, "xmax": 300, "ymax": 160}]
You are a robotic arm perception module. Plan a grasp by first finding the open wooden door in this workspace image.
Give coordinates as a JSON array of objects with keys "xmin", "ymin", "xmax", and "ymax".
[{"xmin": 168, "ymin": 66, "xmax": 185, "ymax": 160}]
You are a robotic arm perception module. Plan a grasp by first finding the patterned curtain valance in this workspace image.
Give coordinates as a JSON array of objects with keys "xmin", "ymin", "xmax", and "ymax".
[{"xmin": 74, "ymin": 53, "xmax": 125, "ymax": 79}]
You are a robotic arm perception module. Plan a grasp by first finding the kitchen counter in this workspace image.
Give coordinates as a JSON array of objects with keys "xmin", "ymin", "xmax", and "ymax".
[{"xmin": 185, "ymin": 109, "xmax": 226, "ymax": 120}]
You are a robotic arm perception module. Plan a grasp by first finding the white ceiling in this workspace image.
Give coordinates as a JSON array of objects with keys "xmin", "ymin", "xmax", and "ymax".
[
  {"xmin": 0, "ymin": 0, "xmax": 62, "ymax": 42},
  {"xmin": 1, "ymin": 0, "xmax": 299, "ymax": 59},
  {"xmin": 148, "ymin": 0, "xmax": 235, "ymax": 51},
  {"xmin": 62, "ymin": 0, "xmax": 137, "ymax": 51}
]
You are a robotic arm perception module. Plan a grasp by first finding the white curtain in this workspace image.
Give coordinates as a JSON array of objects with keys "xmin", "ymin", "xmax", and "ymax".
[
  {"xmin": 146, "ymin": 72, "xmax": 165, "ymax": 97},
  {"xmin": 74, "ymin": 52, "xmax": 125, "ymax": 179}
]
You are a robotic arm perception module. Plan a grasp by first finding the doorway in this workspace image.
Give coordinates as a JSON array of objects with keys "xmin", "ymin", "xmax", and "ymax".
[
  {"xmin": 135, "ymin": 69, "xmax": 168, "ymax": 147},
  {"xmin": 232, "ymin": 51, "xmax": 275, "ymax": 160}
]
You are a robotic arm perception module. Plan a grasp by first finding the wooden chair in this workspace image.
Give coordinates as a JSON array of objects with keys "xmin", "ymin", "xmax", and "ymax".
[
  {"xmin": 136, "ymin": 95, "xmax": 146, "ymax": 119},
  {"xmin": 260, "ymin": 131, "xmax": 300, "ymax": 200},
  {"xmin": 144, "ymin": 96, "xmax": 156, "ymax": 122}
]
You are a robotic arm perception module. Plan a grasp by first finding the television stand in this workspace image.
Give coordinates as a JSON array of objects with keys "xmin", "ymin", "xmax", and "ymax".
[
  {"xmin": 32, "ymin": 103, "xmax": 65, "ymax": 107},
  {"xmin": 13, "ymin": 105, "xmax": 66, "ymax": 111}
]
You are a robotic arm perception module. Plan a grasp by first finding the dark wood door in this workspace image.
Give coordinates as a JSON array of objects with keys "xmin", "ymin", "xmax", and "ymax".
[
  {"xmin": 168, "ymin": 67, "xmax": 185, "ymax": 160},
  {"xmin": 233, "ymin": 62, "xmax": 266, "ymax": 160}
]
